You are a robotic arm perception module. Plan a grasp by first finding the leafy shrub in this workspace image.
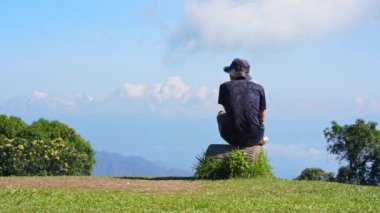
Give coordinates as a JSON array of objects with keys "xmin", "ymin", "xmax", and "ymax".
[
  {"xmin": 296, "ymin": 168, "xmax": 335, "ymax": 181},
  {"xmin": 250, "ymin": 150, "xmax": 273, "ymax": 178},
  {"xmin": 194, "ymin": 154, "xmax": 228, "ymax": 179},
  {"xmin": 335, "ymin": 166, "xmax": 355, "ymax": 184},
  {"xmin": 0, "ymin": 115, "xmax": 95, "ymax": 176},
  {"xmin": 194, "ymin": 150, "xmax": 273, "ymax": 179},
  {"xmin": 227, "ymin": 149, "xmax": 251, "ymax": 178}
]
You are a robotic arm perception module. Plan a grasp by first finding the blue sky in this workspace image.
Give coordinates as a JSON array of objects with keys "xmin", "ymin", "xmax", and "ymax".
[{"xmin": 1, "ymin": 0, "xmax": 380, "ymax": 178}]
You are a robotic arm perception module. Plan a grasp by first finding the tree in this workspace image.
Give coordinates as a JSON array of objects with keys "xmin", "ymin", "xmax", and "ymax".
[
  {"xmin": 21, "ymin": 119, "xmax": 95, "ymax": 161},
  {"xmin": 296, "ymin": 168, "xmax": 335, "ymax": 181},
  {"xmin": 324, "ymin": 119, "xmax": 380, "ymax": 185},
  {"xmin": 0, "ymin": 115, "xmax": 27, "ymax": 139},
  {"xmin": 0, "ymin": 115, "xmax": 95, "ymax": 176}
]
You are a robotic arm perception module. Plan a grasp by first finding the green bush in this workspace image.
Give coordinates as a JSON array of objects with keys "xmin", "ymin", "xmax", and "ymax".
[
  {"xmin": 0, "ymin": 115, "xmax": 27, "ymax": 139},
  {"xmin": 0, "ymin": 115, "xmax": 95, "ymax": 176},
  {"xmin": 296, "ymin": 168, "xmax": 335, "ymax": 181},
  {"xmin": 194, "ymin": 150, "xmax": 273, "ymax": 179}
]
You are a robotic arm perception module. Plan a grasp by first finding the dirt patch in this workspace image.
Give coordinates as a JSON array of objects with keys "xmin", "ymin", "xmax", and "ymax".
[{"xmin": 0, "ymin": 177, "xmax": 203, "ymax": 192}]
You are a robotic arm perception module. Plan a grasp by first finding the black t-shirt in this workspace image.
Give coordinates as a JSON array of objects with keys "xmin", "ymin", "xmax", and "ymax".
[{"xmin": 218, "ymin": 79, "xmax": 266, "ymax": 140}]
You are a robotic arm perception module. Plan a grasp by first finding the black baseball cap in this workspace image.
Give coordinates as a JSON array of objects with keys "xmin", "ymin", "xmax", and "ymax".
[{"xmin": 223, "ymin": 58, "xmax": 252, "ymax": 80}]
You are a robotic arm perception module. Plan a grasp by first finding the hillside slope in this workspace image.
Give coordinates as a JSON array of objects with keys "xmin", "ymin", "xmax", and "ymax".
[{"xmin": 0, "ymin": 177, "xmax": 379, "ymax": 212}]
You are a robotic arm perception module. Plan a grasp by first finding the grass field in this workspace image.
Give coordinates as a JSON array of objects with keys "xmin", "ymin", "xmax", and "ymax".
[{"xmin": 0, "ymin": 177, "xmax": 379, "ymax": 212}]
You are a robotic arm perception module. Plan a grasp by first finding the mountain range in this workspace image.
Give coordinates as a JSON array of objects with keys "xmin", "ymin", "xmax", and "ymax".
[{"xmin": 91, "ymin": 151, "xmax": 193, "ymax": 177}]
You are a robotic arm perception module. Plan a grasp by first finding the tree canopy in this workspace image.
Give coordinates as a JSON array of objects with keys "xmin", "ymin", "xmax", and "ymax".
[
  {"xmin": 0, "ymin": 115, "xmax": 95, "ymax": 176},
  {"xmin": 296, "ymin": 168, "xmax": 335, "ymax": 181},
  {"xmin": 0, "ymin": 115, "xmax": 27, "ymax": 139},
  {"xmin": 324, "ymin": 119, "xmax": 380, "ymax": 185}
]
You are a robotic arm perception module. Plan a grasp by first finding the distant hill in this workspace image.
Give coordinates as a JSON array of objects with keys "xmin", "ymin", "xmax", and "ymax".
[{"xmin": 92, "ymin": 151, "xmax": 192, "ymax": 177}]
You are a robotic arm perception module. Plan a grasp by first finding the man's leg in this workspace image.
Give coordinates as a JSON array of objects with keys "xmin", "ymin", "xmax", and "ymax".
[
  {"xmin": 257, "ymin": 125, "xmax": 269, "ymax": 145},
  {"xmin": 217, "ymin": 111, "xmax": 235, "ymax": 145},
  {"xmin": 217, "ymin": 111, "xmax": 227, "ymax": 137},
  {"xmin": 243, "ymin": 125, "xmax": 268, "ymax": 146}
]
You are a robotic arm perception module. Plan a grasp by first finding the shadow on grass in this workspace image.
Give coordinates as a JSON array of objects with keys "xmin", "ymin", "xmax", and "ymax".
[{"xmin": 116, "ymin": 176, "xmax": 196, "ymax": 181}]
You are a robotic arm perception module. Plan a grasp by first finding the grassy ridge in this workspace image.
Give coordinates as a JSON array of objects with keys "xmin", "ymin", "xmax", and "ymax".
[{"xmin": 0, "ymin": 177, "xmax": 379, "ymax": 212}]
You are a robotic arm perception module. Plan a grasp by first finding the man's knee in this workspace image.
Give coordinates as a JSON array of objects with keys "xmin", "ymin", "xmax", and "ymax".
[{"xmin": 217, "ymin": 111, "xmax": 228, "ymax": 124}]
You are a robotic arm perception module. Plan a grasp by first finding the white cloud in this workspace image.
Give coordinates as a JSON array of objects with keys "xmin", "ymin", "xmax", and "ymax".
[
  {"xmin": 31, "ymin": 91, "xmax": 107, "ymax": 111},
  {"xmin": 33, "ymin": 90, "xmax": 48, "ymax": 100},
  {"xmin": 193, "ymin": 87, "xmax": 219, "ymax": 111},
  {"xmin": 175, "ymin": 0, "xmax": 375, "ymax": 50},
  {"xmin": 152, "ymin": 76, "xmax": 190, "ymax": 102},
  {"xmin": 121, "ymin": 77, "xmax": 191, "ymax": 102},
  {"xmin": 49, "ymin": 94, "xmax": 92, "ymax": 109},
  {"xmin": 117, "ymin": 76, "xmax": 218, "ymax": 113},
  {"xmin": 266, "ymin": 143, "xmax": 325, "ymax": 160},
  {"xmin": 354, "ymin": 96, "xmax": 365, "ymax": 109},
  {"xmin": 50, "ymin": 97, "xmax": 77, "ymax": 108},
  {"xmin": 27, "ymin": 76, "xmax": 217, "ymax": 113},
  {"xmin": 85, "ymin": 95, "xmax": 106, "ymax": 103},
  {"xmin": 350, "ymin": 96, "xmax": 380, "ymax": 114},
  {"xmin": 369, "ymin": 100, "xmax": 380, "ymax": 113},
  {"xmin": 122, "ymin": 83, "xmax": 146, "ymax": 98},
  {"xmin": 195, "ymin": 86, "xmax": 210, "ymax": 100}
]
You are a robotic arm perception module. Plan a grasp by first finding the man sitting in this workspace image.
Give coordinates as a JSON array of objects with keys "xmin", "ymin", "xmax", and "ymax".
[{"xmin": 217, "ymin": 58, "xmax": 268, "ymax": 146}]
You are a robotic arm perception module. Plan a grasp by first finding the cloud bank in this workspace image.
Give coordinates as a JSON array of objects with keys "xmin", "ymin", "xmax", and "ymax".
[
  {"xmin": 266, "ymin": 144, "xmax": 325, "ymax": 160},
  {"xmin": 353, "ymin": 96, "xmax": 380, "ymax": 113},
  {"xmin": 173, "ymin": 0, "xmax": 375, "ymax": 50},
  {"xmin": 6, "ymin": 77, "xmax": 380, "ymax": 116},
  {"xmin": 152, "ymin": 76, "xmax": 190, "ymax": 102},
  {"xmin": 28, "ymin": 76, "xmax": 218, "ymax": 114},
  {"xmin": 33, "ymin": 91, "xmax": 48, "ymax": 100},
  {"xmin": 122, "ymin": 83, "xmax": 146, "ymax": 98}
]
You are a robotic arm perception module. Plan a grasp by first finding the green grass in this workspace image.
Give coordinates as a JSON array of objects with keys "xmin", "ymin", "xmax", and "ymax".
[
  {"xmin": 195, "ymin": 150, "xmax": 273, "ymax": 179},
  {"xmin": 0, "ymin": 177, "xmax": 379, "ymax": 212}
]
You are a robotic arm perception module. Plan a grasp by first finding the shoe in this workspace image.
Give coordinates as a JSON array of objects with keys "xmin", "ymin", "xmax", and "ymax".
[
  {"xmin": 218, "ymin": 110, "xmax": 226, "ymax": 115},
  {"xmin": 258, "ymin": 136, "xmax": 269, "ymax": 146}
]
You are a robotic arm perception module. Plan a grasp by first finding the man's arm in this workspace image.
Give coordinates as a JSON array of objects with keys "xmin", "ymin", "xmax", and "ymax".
[
  {"xmin": 218, "ymin": 84, "xmax": 225, "ymax": 106},
  {"xmin": 259, "ymin": 87, "xmax": 266, "ymax": 125},
  {"xmin": 260, "ymin": 110, "xmax": 265, "ymax": 124}
]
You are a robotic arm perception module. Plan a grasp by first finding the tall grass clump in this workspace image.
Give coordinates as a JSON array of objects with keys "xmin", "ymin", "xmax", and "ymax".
[
  {"xmin": 250, "ymin": 151, "xmax": 273, "ymax": 178},
  {"xmin": 194, "ymin": 150, "xmax": 273, "ymax": 179}
]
